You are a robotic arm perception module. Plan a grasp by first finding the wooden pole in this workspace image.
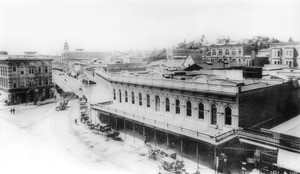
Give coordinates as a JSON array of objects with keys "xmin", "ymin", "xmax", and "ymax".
[
  {"xmin": 154, "ymin": 128, "xmax": 157, "ymax": 147},
  {"xmin": 181, "ymin": 136, "xmax": 183, "ymax": 160},
  {"xmin": 196, "ymin": 142, "xmax": 199, "ymax": 169},
  {"xmin": 124, "ymin": 118, "xmax": 126, "ymax": 139},
  {"xmin": 133, "ymin": 122, "xmax": 135, "ymax": 144},
  {"xmin": 166, "ymin": 132, "xmax": 169, "ymax": 148}
]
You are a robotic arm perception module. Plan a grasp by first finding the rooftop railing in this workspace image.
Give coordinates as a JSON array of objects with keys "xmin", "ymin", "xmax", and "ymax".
[{"xmin": 104, "ymin": 72, "xmax": 239, "ymax": 94}]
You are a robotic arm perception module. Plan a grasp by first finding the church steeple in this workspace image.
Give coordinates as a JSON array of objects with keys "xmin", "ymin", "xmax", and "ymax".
[{"xmin": 64, "ymin": 41, "xmax": 69, "ymax": 51}]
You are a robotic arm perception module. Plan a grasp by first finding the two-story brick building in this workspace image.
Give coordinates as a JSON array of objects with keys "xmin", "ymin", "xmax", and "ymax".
[
  {"xmin": 92, "ymin": 69, "xmax": 300, "ymax": 170},
  {"xmin": 0, "ymin": 52, "xmax": 53, "ymax": 105},
  {"xmin": 269, "ymin": 41, "xmax": 300, "ymax": 67}
]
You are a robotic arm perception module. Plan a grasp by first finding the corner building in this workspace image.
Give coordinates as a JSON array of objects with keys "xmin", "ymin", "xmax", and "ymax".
[
  {"xmin": 92, "ymin": 71, "xmax": 300, "ymax": 170},
  {"xmin": 0, "ymin": 53, "xmax": 53, "ymax": 104}
]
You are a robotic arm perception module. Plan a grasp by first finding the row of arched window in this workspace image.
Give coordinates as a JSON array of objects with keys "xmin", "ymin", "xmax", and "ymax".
[
  {"xmin": 208, "ymin": 48, "xmax": 242, "ymax": 56},
  {"xmin": 113, "ymin": 89, "xmax": 232, "ymax": 125}
]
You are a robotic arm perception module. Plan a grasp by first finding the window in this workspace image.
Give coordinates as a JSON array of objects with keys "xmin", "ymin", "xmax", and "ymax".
[
  {"xmin": 45, "ymin": 66, "xmax": 48, "ymax": 73},
  {"xmin": 232, "ymin": 49, "xmax": 236, "ymax": 55},
  {"xmin": 45, "ymin": 79, "xmax": 48, "ymax": 85},
  {"xmin": 20, "ymin": 67, "xmax": 24, "ymax": 74},
  {"xmin": 132, "ymin": 92, "xmax": 135, "ymax": 104},
  {"xmin": 218, "ymin": 49, "xmax": 223, "ymax": 56},
  {"xmin": 113, "ymin": 89, "xmax": 116, "ymax": 100},
  {"xmin": 39, "ymin": 78, "xmax": 42, "ymax": 86},
  {"xmin": 139, "ymin": 93, "xmax": 142, "ymax": 106},
  {"xmin": 147, "ymin": 94, "xmax": 150, "ymax": 107},
  {"xmin": 238, "ymin": 48, "xmax": 242, "ymax": 55},
  {"xmin": 211, "ymin": 104, "xmax": 217, "ymax": 125},
  {"xmin": 198, "ymin": 103, "xmax": 204, "ymax": 119},
  {"xmin": 165, "ymin": 98, "xmax": 170, "ymax": 112},
  {"xmin": 38, "ymin": 67, "xmax": 41, "ymax": 74},
  {"xmin": 125, "ymin": 91, "xmax": 128, "ymax": 102},
  {"xmin": 119, "ymin": 90, "xmax": 122, "ymax": 103},
  {"xmin": 225, "ymin": 107, "xmax": 232, "ymax": 125},
  {"xmin": 13, "ymin": 83, "xmax": 17, "ymax": 88},
  {"xmin": 225, "ymin": 49, "xmax": 230, "ymax": 55},
  {"xmin": 212, "ymin": 49, "xmax": 216, "ymax": 55},
  {"xmin": 29, "ymin": 67, "xmax": 34, "ymax": 74},
  {"xmin": 176, "ymin": 99, "xmax": 180, "ymax": 114},
  {"xmin": 13, "ymin": 67, "xmax": 16, "ymax": 72},
  {"xmin": 155, "ymin": 96, "xmax": 160, "ymax": 111},
  {"xmin": 186, "ymin": 101, "xmax": 192, "ymax": 117}
]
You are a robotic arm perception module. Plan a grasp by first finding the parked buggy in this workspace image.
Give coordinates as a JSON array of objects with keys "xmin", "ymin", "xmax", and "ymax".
[
  {"xmin": 55, "ymin": 100, "xmax": 69, "ymax": 111},
  {"xmin": 158, "ymin": 157, "xmax": 186, "ymax": 174}
]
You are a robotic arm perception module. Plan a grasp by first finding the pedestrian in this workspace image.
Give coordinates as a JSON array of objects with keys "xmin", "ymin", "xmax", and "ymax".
[
  {"xmin": 10, "ymin": 108, "xmax": 12, "ymax": 114},
  {"xmin": 12, "ymin": 108, "xmax": 15, "ymax": 114},
  {"xmin": 75, "ymin": 119, "xmax": 78, "ymax": 125}
]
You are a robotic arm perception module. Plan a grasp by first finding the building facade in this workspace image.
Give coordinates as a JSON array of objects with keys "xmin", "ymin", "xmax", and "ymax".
[
  {"xmin": 269, "ymin": 41, "xmax": 300, "ymax": 67},
  {"xmin": 202, "ymin": 43, "xmax": 253, "ymax": 65},
  {"xmin": 0, "ymin": 52, "xmax": 53, "ymax": 105},
  {"xmin": 92, "ymin": 70, "xmax": 300, "ymax": 170}
]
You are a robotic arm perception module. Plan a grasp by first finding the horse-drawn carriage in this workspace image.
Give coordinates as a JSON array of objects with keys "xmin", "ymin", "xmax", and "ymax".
[{"xmin": 55, "ymin": 100, "xmax": 68, "ymax": 111}]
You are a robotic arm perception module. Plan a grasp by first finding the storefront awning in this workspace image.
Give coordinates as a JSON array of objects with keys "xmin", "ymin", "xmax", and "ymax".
[
  {"xmin": 276, "ymin": 149, "xmax": 300, "ymax": 172},
  {"xmin": 239, "ymin": 138, "xmax": 278, "ymax": 150}
]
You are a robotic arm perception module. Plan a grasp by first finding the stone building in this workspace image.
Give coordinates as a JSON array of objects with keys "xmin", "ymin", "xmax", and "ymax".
[
  {"xmin": 202, "ymin": 43, "xmax": 253, "ymax": 65},
  {"xmin": 269, "ymin": 41, "xmax": 300, "ymax": 67},
  {"xmin": 0, "ymin": 52, "xmax": 53, "ymax": 105}
]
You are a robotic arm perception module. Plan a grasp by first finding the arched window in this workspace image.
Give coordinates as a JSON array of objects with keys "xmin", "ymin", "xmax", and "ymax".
[
  {"xmin": 119, "ymin": 90, "xmax": 122, "ymax": 103},
  {"xmin": 225, "ymin": 107, "xmax": 232, "ymax": 125},
  {"xmin": 147, "ymin": 94, "xmax": 150, "ymax": 107},
  {"xmin": 176, "ymin": 99, "xmax": 180, "ymax": 114},
  {"xmin": 125, "ymin": 91, "xmax": 128, "ymax": 102},
  {"xmin": 131, "ymin": 92, "xmax": 135, "ymax": 104},
  {"xmin": 45, "ymin": 66, "xmax": 48, "ymax": 73},
  {"xmin": 155, "ymin": 96, "xmax": 160, "ymax": 111},
  {"xmin": 225, "ymin": 49, "xmax": 230, "ymax": 55},
  {"xmin": 211, "ymin": 104, "xmax": 217, "ymax": 125},
  {"xmin": 139, "ymin": 93, "xmax": 142, "ymax": 106},
  {"xmin": 232, "ymin": 49, "xmax": 236, "ymax": 55},
  {"xmin": 212, "ymin": 49, "xmax": 216, "ymax": 55},
  {"xmin": 38, "ymin": 66, "xmax": 41, "ymax": 74},
  {"xmin": 165, "ymin": 98, "xmax": 170, "ymax": 112},
  {"xmin": 218, "ymin": 49, "xmax": 223, "ymax": 56},
  {"xmin": 198, "ymin": 103, "xmax": 204, "ymax": 119},
  {"xmin": 186, "ymin": 101, "xmax": 192, "ymax": 117}
]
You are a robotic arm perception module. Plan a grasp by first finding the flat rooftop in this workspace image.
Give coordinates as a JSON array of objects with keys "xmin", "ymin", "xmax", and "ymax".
[
  {"xmin": 270, "ymin": 114, "xmax": 300, "ymax": 138},
  {"xmin": 104, "ymin": 70, "xmax": 287, "ymax": 94}
]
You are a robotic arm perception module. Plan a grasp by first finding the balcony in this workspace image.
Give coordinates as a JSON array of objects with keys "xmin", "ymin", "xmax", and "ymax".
[{"xmin": 92, "ymin": 103, "xmax": 236, "ymax": 145}]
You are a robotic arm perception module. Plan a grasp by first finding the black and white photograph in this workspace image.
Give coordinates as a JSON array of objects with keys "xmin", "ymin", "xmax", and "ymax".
[{"xmin": 0, "ymin": 0, "xmax": 300, "ymax": 174}]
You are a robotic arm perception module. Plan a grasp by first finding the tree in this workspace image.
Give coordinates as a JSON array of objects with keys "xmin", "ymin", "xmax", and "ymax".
[{"xmin": 147, "ymin": 48, "xmax": 167, "ymax": 62}]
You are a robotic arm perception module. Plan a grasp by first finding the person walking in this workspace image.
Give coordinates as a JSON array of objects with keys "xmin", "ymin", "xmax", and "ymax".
[
  {"xmin": 12, "ymin": 108, "xmax": 15, "ymax": 114},
  {"xmin": 75, "ymin": 119, "xmax": 78, "ymax": 125},
  {"xmin": 10, "ymin": 108, "xmax": 12, "ymax": 114}
]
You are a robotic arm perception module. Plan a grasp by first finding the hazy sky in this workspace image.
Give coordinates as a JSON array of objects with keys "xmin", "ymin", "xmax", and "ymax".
[{"xmin": 0, "ymin": 0, "xmax": 299, "ymax": 54}]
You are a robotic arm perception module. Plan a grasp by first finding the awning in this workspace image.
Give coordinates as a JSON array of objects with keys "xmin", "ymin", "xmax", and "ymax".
[
  {"xmin": 276, "ymin": 149, "xmax": 300, "ymax": 172},
  {"xmin": 239, "ymin": 138, "xmax": 278, "ymax": 150}
]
